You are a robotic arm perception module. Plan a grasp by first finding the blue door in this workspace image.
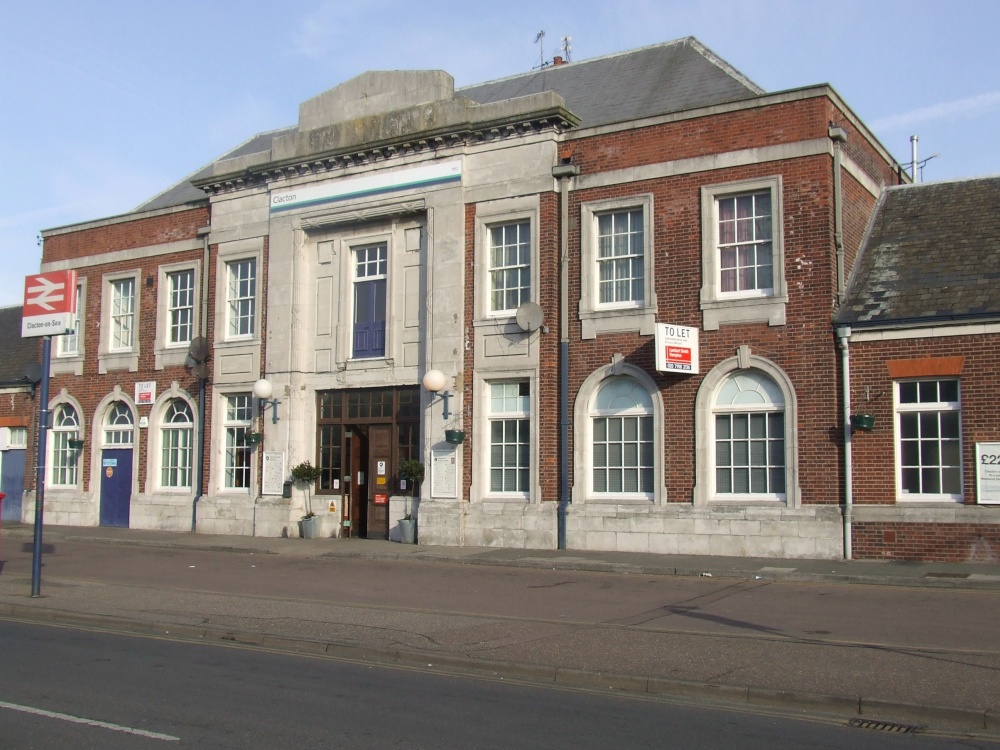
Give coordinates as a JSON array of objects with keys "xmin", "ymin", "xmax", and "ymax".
[
  {"xmin": 353, "ymin": 278, "xmax": 386, "ymax": 358},
  {"xmin": 99, "ymin": 449, "xmax": 132, "ymax": 527},
  {"xmin": 0, "ymin": 449, "xmax": 26, "ymax": 522}
]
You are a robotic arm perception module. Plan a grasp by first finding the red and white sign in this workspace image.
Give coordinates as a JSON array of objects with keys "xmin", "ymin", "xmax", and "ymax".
[
  {"xmin": 135, "ymin": 381, "xmax": 157, "ymax": 406},
  {"xmin": 21, "ymin": 270, "xmax": 78, "ymax": 338},
  {"xmin": 654, "ymin": 323, "xmax": 699, "ymax": 374}
]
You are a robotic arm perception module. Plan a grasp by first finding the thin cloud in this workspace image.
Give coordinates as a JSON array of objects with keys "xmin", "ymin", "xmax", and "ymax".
[{"xmin": 871, "ymin": 91, "xmax": 1000, "ymax": 132}]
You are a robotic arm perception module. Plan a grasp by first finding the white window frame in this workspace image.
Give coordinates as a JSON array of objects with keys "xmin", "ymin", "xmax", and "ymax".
[
  {"xmin": 56, "ymin": 282, "xmax": 83, "ymax": 357},
  {"xmin": 155, "ymin": 261, "xmax": 200, "ymax": 369},
  {"xmin": 589, "ymin": 376, "xmax": 655, "ymax": 501},
  {"xmin": 52, "ymin": 277, "xmax": 87, "ymax": 375},
  {"xmin": 110, "ymin": 277, "xmax": 136, "ymax": 352},
  {"xmin": 473, "ymin": 196, "xmax": 540, "ymax": 323},
  {"xmin": 485, "ymin": 380, "xmax": 531, "ymax": 499},
  {"xmin": 894, "ymin": 378, "xmax": 963, "ymax": 503},
  {"xmin": 694, "ymin": 355, "xmax": 800, "ymax": 507},
  {"xmin": 351, "ymin": 241, "xmax": 388, "ymax": 360},
  {"xmin": 98, "ymin": 271, "xmax": 140, "ymax": 374},
  {"xmin": 487, "ymin": 221, "xmax": 532, "ymax": 315},
  {"xmin": 221, "ymin": 393, "xmax": 253, "ymax": 492},
  {"xmin": 6, "ymin": 426, "xmax": 28, "ymax": 449},
  {"xmin": 579, "ymin": 194, "xmax": 656, "ymax": 339},
  {"xmin": 700, "ymin": 176, "xmax": 787, "ymax": 331},
  {"xmin": 711, "ymin": 371, "xmax": 787, "ymax": 502},
  {"xmin": 49, "ymin": 403, "xmax": 81, "ymax": 488},
  {"xmin": 159, "ymin": 398, "xmax": 194, "ymax": 491},
  {"xmin": 167, "ymin": 268, "xmax": 195, "ymax": 346},
  {"xmin": 225, "ymin": 258, "xmax": 257, "ymax": 341},
  {"xmin": 572, "ymin": 363, "xmax": 666, "ymax": 505},
  {"xmin": 102, "ymin": 401, "xmax": 135, "ymax": 448}
]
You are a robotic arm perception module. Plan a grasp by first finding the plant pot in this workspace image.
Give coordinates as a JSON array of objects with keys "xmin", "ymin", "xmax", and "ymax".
[
  {"xmin": 850, "ymin": 413, "xmax": 875, "ymax": 432},
  {"xmin": 245, "ymin": 432, "xmax": 263, "ymax": 445},
  {"xmin": 398, "ymin": 518, "xmax": 416, "ymax": 544},
  {"xmin": 300, "ymin": 515, "xmax": 321, "ymax": 539},
  {"xmin": 68, "ymin": 439, "xmax": 85, "ymax": 450},
  {"xmin": 445, "ymin": 429, "xmax": 465, "ymax": 444}
]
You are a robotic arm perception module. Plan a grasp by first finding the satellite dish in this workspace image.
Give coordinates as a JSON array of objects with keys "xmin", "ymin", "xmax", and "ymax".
[
  {"xmin": 187, "ymin": 336, "xmax": 209, "ymax": 364},
  {"xmin": 23, "ymin": 363, "xmax": 42, "ymax": 384},
  {"xmin": 515, "ymin": 301, "xmax": 544, "ymax": 332}
]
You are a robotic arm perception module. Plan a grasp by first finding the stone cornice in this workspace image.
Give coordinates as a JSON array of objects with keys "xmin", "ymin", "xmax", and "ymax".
[{"xmin": 193, "ymin": 97, "xmax": 579, "ymax": 198}]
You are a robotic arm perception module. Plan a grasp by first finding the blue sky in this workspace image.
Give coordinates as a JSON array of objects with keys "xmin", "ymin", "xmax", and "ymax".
[{"xmin": 2, "ymin": 0, "xmax": 998, "ymax": 308}]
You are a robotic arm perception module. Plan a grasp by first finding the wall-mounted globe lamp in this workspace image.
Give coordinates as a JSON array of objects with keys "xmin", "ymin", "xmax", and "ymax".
[
  {"xmin": 422, "ymin": 369, "xmax": 451, "ymax": 419},
  {"xmin": 253, "ymin": 378, "xmax": 281, "ymax": 424}
]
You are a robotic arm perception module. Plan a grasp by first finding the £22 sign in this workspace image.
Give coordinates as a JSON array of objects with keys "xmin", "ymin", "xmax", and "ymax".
[{"xmin": 21, "ymin": 270, "xmax": 78, "ymax": 338}]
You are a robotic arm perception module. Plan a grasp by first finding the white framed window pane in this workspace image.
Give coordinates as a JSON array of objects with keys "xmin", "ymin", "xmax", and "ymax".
[
  {"xmin": 58, "ymin": 285, "xmax": 82, "ymax": 356},
  {"xmin": 51, "ymin": 405, "xmax": 80, "ymax": 486},
  {"xmin": 103, "ymin": 402, "xmax": 134, "ymax": 446},
  {"xmin": 226, "ymin": 260, "xmax": 256, "ymax": 338},
  {"xmin": 488, "ymin": 221, "xmax": 530, "ymax": 313},
  {"xmin": 111, "ymin": 278, "xmax": 135, "ymax": 350},
  {"xmin": 597, "ymin": 209, "xmax": 643, "ymax": 304},
  {"xmin": 168, "ymin": 269, "xmax": 195, "ymax": 345},
  {"xmin": 717, "ymin": 191, "xmax": 773, "ymax": 294},
  {"xmin": 224, "ymin": 394, "xmax": 253, "ymax": 489},
  {"xmin": 896, "ymin": 379, "xmax": 962, "ymax": 498}
]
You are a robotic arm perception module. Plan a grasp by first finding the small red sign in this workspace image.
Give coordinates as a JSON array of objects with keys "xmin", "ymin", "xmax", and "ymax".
[
  {"xmin": 373, "ymin": 493, "xmax": 388, "ymax": 505},
  {"xmin": 666, "ymin": 346, "xmax": 692, "ymax": 364}
]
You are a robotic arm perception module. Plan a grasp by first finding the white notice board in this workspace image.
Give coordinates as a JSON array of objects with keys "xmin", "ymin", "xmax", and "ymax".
[
  {"xmin": 976, "ymin": 443, "xmax": 1000, "ymax": 504},
  {"xmin": 431, "ymin": 447, "xmax": 457, "ymax": 498},
  {"xmin": 262, "ymin": 451, "xmax": 286, "ymax": 496}
]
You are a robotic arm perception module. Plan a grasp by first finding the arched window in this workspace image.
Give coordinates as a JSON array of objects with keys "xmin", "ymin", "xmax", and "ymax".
[
  {"xmin": 160, "ymin": 399, "xmax": 194, "ymax": 489},
  {"xmin": 713, "ymin": 370, "xmax": 785, "ymax": 498},
  {"xmin": 590, "ymin": 376, "xmax": 654, "ymax": 498},
  {"xmin": 103, "ymin": 402, "xmax": 134, "ymax": 447},
  {"xmin": 50, "ymin": 404, "xmax": 80, "ymax": 487}
]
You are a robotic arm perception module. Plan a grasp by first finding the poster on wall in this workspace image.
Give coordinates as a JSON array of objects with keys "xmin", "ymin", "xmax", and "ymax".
[
  {"xmin": 975, "ymin": 443, "xmax": 1000, "ymax": 504},
  {"xmin": 135, "ymin": 381, "xmax": 156, "ymax": 406},
  {"xmin": 654, "ymin": 323, "xmax": 699, "ymax": 374},
  {"xmin": 431, "ymin": 447, "xmax": 457, "ymax": 498},
  {"xmin": 262, "ymin": 451, "xmax": 286, "ymax": 496}
]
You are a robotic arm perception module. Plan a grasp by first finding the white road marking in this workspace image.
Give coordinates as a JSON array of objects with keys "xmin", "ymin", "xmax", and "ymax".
[{"xmin": 0, "ymin": 700, "xmax": 179, "ymax": 741}]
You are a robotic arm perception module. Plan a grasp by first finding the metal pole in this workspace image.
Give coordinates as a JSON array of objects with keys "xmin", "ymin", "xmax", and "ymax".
[{"xmin": 31, "ymin": 336, "xmax": 51, "ymax": 597}]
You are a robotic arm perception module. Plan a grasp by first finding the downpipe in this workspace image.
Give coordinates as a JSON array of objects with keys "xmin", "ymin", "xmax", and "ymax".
[{"xmin": 837, "ymin": 326, "xmax": 853, "ymax": 560}]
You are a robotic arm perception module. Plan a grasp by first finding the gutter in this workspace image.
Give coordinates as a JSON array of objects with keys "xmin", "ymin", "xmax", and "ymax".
[
  {"xmin": 192, "ymin": 225, "xmax": 211, "ymax": 533},
  {"xmin": 552, "ymin": 160, "xmax": 579, "ymax": 550},
  {"xmin": 836, "ymin": 326, "xmax": 853, "ymax": 560}
]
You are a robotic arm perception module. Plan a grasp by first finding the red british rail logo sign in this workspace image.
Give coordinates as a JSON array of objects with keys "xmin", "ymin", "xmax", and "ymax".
[{"xmin": 21, "ymin": 270, "xmax": 78, "ymax": 338}]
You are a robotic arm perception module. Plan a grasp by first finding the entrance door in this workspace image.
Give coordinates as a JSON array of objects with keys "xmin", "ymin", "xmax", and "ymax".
[
  {"xmin": 347, "ymin": 428, "xmax": 369, "ymax": 538},
  {"xmin": 100, "ymin": 449, "xmax": 132, "ymax": 527},
  {"xmin": 366, "ymin": 425, "xmax": 391, "ymax": 540},
  {"xmin": 0, "ymin": 449, "xmax": 26, "ymax": 522}
]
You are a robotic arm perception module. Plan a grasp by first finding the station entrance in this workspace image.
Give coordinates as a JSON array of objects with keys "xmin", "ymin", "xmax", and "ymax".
[{"xmin": 315, "ymin": 387, "xmax": 420, "ymax": 539}]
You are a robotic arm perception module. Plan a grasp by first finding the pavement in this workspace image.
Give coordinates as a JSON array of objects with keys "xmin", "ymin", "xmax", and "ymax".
[{"xmin": 1, "ymin": 521, "xmax": 999, "ymax": 739}]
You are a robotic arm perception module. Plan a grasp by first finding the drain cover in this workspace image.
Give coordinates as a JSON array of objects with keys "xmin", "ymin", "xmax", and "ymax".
[{"xmin": 849, "ymin": 717, "xmax": 924, "ymax": 734}]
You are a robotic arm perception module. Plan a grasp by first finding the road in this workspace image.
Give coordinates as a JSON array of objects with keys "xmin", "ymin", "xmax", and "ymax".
[{"xmin": 1, "ymin": 620, "xmax": 996, "ymax": 749}]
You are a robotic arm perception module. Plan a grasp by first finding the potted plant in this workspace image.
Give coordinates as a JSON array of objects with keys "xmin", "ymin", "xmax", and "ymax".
[
  {"xmin": 291, "ymin": 460, "xmax": 323, "ymax": 538},
  {"xmin": 398, "ymin": 458, "xmax": 424, "ymax": 495}
]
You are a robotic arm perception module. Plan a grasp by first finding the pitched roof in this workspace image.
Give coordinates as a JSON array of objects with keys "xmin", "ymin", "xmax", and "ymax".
[
  {"xmin": 135, "ymin": 37, "xmax": 761, "ymax": 213},
  {"xmin": 459, "ymin": 37, "xmax": 762, "ymax": 129},
  {"xmin": 0, "ymin": 306, "xmax": 39, "ymax": 386},
  {"xmin": 836, "ymin": 175, "xmax": 1000, "ymax": 327}
]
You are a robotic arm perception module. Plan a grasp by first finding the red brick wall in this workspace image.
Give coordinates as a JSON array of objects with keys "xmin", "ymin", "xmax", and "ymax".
[
  {"xmin": 853, "ymin": 522, "xmax": 1000, "ymax": 562},
  {"xmin": 41, "ymin": 206, "xmax": 211, "ymax": 494}
]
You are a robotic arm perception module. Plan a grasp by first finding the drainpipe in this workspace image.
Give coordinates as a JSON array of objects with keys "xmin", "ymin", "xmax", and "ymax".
[
  {"xmin": 836, "ymin": 326, "xmax": 852, "ymax": 560},
  {"xmin": 552, "ymin": 160, "xmax": 579, "ymax": 549},
  {"xmin": 192, "ymin": 225, "xmax": 211, "ymax": 533},
  {"xmin": 829, "ymin": 126, "xmax": 848, "ymax": 304}
]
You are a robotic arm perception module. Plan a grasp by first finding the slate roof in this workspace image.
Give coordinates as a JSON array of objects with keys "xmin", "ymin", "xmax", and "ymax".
[
  {"xmin": 135, "ymin": 37, "xmax": 761, "ymax": 214},
  {"xmin": 0, "ymin": 306, "xmax": 39, "ymax": 386},
  {"xmin": 836, "ymin": 175, "xmax": 1000, "ymax": 327}
]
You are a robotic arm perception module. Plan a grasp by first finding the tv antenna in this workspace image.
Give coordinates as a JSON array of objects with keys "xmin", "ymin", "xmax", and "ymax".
[
  {"xmin": 560, "ymin": 35, "xmax": 572, "ymax": 62},
  {"xmin": 535, "ymin": 30, "xmax": 546, "ymax": 70}
]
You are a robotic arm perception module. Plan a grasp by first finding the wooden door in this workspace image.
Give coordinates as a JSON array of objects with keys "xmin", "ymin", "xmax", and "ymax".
[{"xmin": 366, "ymin": 425, "xmax": 391, "ymax": 539}]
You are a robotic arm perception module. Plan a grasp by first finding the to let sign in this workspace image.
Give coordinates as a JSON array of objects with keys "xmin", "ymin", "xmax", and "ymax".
[
  {"xmin": 21, "ymin": 270, "xmax": 77, "ymax": 338},
  {"xmin": 654, "ymin": 323, "xmax": 699, "ymax": 374}
]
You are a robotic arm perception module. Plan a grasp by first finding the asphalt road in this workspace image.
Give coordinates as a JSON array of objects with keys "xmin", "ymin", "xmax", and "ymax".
[{"xmin": 2, "ymin": 620, "xmax": 997, "ymax": 750}]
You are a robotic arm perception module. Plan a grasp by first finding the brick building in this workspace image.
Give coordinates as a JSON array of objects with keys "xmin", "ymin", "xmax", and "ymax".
[
  {"xmin": 834, "ymin": 176, "xmax": 1000, "ymax": 562},
  {"xmin": 0, "ymin": 306, "xmax": 38, "ymax": 523},
  {"xmin": 38, "ymin": 37, "xmax": 986, "ymax": 561}
]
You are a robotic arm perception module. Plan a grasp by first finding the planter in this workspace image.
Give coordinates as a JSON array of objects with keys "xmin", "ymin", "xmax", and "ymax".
[
  {"xmin": 300, "ymin": 515, "xmax": 321, "ymax": 539},
  {"xmin": 245, "ymin": 432, "xmax": 263, "ymax": 445},
  {"xmin": 67, "ymin": 439, "xmax": 85, "ymax": 450},
  {"xmin": 850, "ymin": 413, "xmax": 876, "ymax": 432},
  {"xmin": 445, "ymin": 429, "xmax": 465, "ymax": 444},
  {"xmin": 398, "ymin": 518, "xmax": 416, "ymax": 544}
]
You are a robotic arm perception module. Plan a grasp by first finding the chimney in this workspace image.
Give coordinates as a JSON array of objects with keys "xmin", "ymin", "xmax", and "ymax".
[{"xmin": 552, "ymin": 55, "xmax": 565, "ymax": 66}]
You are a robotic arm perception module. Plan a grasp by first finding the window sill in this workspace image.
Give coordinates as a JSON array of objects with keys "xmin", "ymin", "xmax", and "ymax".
[
  {"xmin": 586, "ymin": 495, "xmax": 655, "ymax": 505},
  {"xmin": 578, "ymin": 306, "xmax": 657, "ymax": 340},
  {"xmin": 155, "ymin": 346, "xmax": 192, "ymax": 370},
  {"xmin": 895, "ymin": 496, "xmax": 964, "ymax": 504},
  {"xmin": 98, "ymin": 351, "xmax": 139, "ymax": 374},
  {"xmin": 700, "ymin": 295, "xmax": 787, "ymax": 331},
  {"xmin": 51, "ymin": 356, "xmax": 84, "ymax": 376}
]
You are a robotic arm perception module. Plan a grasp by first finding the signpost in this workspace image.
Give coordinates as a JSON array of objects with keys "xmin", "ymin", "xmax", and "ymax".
[{"xmin": 22, "ymin": 270, "xmax": 77, "ymax": 597}]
